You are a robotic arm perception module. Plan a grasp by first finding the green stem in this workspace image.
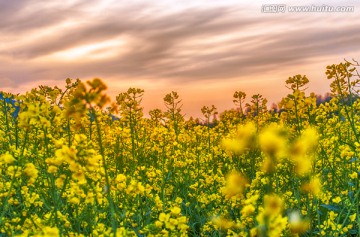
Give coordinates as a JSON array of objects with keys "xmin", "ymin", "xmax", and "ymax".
[{"xmin": 92, "ymin": 107, "xmax": 117, "ymax": 236}]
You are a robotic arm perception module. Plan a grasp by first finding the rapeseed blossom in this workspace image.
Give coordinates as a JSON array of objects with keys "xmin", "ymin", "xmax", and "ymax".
[{"xmin": 1, "ymin": 66, "xmax": 360, "ymax": 236}]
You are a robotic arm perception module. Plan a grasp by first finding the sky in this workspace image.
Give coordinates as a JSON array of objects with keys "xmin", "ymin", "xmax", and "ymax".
[{"xmin": 1, "ymin": 0, "xmax": 360, "ymax": 118}]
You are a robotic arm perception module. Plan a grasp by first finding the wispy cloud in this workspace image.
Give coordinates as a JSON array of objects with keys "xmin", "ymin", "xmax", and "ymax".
[{"xmin": 1, "ymin": 0, "xmax": 360, "ymax": 115}]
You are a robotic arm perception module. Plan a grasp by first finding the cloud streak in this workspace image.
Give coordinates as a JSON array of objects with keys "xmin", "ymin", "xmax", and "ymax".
[{"xmin": 1, "ymin": 0, "xmax": 360, "ymax": 116}]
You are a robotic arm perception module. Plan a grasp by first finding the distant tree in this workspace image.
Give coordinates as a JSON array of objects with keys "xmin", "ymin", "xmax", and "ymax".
[
  {"xmin": 315, "ymin": 92, "xmax": 332, "ymax": 106},
  {"xmin": 270, "ymin": 103, "xmax": 278, "ymax": 113}
]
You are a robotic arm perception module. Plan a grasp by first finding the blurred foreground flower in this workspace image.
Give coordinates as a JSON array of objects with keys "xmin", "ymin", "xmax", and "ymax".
[
  {"xmin": 290, "ymin": 127, "xmax": 319, "ymax": 176},
  {"xmin": 222, "ymin": 171, "xmax": 248, "ymax": 199},
  {"xmin": 65, "ymin": 78, "xmax": 110, "ymax": 126},
  {"xmin": 256, "ymin": 194, "xmax": 287, "ymax": 237},
  {"xmin": 222, "ymin": 122, "xmax": 256, "ymax": 154},
  {"xmin": 288, "ymin": 211, "xmax": 310, "ymax": 234},
  {"xmin": 302, "ymin": 176, "xmax": 322, "ymax": 197},
  {"xmin": 259, "ymin": 123, "xmax": 288, "ymax": 159},
  {"xmin": 211, "ymin": 216, "xmax": 235, "ymax": 230}
]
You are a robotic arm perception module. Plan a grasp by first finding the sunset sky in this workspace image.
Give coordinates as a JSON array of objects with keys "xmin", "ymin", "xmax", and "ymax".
[{"xmin": 1, "ymin": 0, "xmax": 360, "ymax": 118}]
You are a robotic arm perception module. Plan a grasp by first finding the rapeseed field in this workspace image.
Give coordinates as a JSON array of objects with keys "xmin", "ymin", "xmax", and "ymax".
[{"xmin": 0, "ymin": 60, "xmax": 359, "ymax": 236}]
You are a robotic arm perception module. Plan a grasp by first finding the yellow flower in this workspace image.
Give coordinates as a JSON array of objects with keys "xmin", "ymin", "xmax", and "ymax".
[
  {"xmin": 211, "ymin": 216, "xmax": 235, "ymax": 230},
  {"xmin": 155, "ymin": 220, "xmax": 163, "ymax": 228},
  {"xmin": 350, "ymin": 213, "xmax": 356, "ymax": 222},
  {"xmin": 222, "ymin": 122, "xmax": 256, "ymax": 154},
  {"xmin": 170, "ymin": 206, "xmax": 181, "ymax": 216},
  {"xmin": 1, "ymin": 153, "xmax": 15, "ymax": 164},
  {"xmin": 329, "ymin": 211, "xmax": 337, "ymax": 220},
  {"xmin": 332, "ymin": 196, "xmax": 341, "ymax": 204},
  {"xmin": 47, "ymin": 165, "xmax": 58, "ymax": 174},
  {"xmin": 349, "ymin": 172, "xmax": 358, "ymax": 179},
  {"xmin": 69, "ymin": 197, "xmax": 80, "ymax": 205},
  {"xmin": 159, "ymin": 213, "xmax": 170, "ymax": 222},
  {"xmin": 177, "ymin": 216, "xmax": 187, "ymax": 224},
  {"xmin": 294, "ymin": 156, "xmax": 312, "ymax": 176},
  {"xmin": 24, "ymin": 163, "xmax": 38, "ymax": 179},
  {"xmin": 285, "ymin": 100, "xmax": 294, "ymax": 109},
  {"xmin": 259, "ymin": 124, "xmax": 287, "ymax": 158},
  {"xmin": 43, "ymin": 226, "xmax": 60, "ymax": 236},
  {"xmin": 222, "ymin": 138, "xmax": 245, "ymax": 154},
  {"xmin": 165, "ymin": 220, "xmax": 176, "ymax": 230},
  {"xmin": 137, "ymin": 182, "xmax": 145, "ymax": 193},
  {"xmin": 241, "ymin": 205, "xmax": 255, "ymax": 217},
  {"xmin": 175, "ymin": 197, "xmax": 183, "ymax": 204},
  {"xmin": 116, "ymin": 174, "xmax": 127, "ymax": 182},
  {"xmin": 288, "ymin": 211, "xmax": 310, "ymax": 234},
  {"xmin": 72, "ymin": 169, "xmax": 86, "ymax": 184},
  {"xmin": 55, "ymin": 176, "xmax": 65, "ymax": 189},
  {"xmin": 264, "ymin": 194, "xmax": 283, "ymax": 216},
  {"xmin": 223, "ymin": 171, "xmax": 248, "ymax": 199},
  {"xmin": 169, "ymin": 218, "xmax": 178, "ymax": 226},
  {"xmin": 250, "ymin": 227, "xmax": 258, "ymax": 237},
  {"xmin": 256, "ymin": 202, "xmax": 288, "ymax": 237},
  {"xmin": 302, "ymin": 177, "xmax": 322, "ymax": 197},
  {"xmin": 300, "ymin": 127, "xmax": 319, "ymax": 152},
  {"xmin": 262, "ymin": 157, "xmax": 275, "ymax": 173}
]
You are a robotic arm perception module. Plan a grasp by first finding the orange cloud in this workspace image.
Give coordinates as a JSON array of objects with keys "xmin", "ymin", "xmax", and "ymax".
[{"xmin": 1, "ymin": 0, "xmax": 360, "ymax": 117}]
